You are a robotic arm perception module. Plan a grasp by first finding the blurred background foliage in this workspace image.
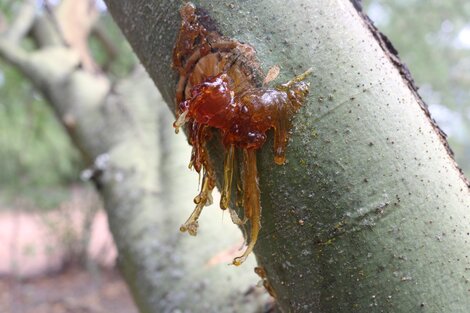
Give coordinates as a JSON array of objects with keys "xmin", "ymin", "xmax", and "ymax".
[{"xmin": 0, "ymin": 0, "xmax": 468, "ymax": 210}]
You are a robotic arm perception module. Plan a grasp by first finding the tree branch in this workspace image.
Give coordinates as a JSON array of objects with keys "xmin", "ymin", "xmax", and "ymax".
[
  {"xmin": 55, "ymin": 0, "xmax": 99, "ymax": 72},
  {"xmin": 0, "ymin": 36, "xmax": 28, "ymax": 68},
  {"xmin": 2, "ymin": 0, "xmax": 35, "ymax": 44}
]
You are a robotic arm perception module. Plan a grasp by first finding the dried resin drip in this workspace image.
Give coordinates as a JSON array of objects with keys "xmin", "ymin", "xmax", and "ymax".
[{"xmin": 173, "ymin": 2, "xmax": 311, "ymax": 265}]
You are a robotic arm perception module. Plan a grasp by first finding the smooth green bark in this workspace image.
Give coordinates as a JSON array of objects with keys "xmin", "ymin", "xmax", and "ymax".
[{"xmin": 105, "ymin": 0, "xmax": 470, "ymax": 312}]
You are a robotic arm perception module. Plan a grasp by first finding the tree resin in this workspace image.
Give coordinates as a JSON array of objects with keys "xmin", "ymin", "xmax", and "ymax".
[{"xmin": 173, "ymin": 2, "xmax": 311, "ymax": 265}]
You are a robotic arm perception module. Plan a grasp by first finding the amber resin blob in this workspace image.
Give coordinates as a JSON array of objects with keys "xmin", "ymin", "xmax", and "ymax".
[{"xmin": 172, "ymin": 2, "xmax": 311, "ymax": 266}]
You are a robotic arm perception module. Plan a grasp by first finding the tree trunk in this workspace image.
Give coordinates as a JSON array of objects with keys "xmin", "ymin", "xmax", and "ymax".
[{"xmin": 105, "ymin": 0, "xmax": 470, "ymax": 312}]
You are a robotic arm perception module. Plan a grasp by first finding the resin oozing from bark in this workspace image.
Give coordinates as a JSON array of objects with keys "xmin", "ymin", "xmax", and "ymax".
[
  {"xmin": 173, "ymin": 2, "xmax": 311, "ymax": 265},
  {"xmin": 255, "ymin": 266, "xmax": 277, "ymax": 298}
]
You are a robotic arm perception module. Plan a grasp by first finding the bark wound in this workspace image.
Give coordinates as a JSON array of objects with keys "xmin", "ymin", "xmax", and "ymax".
[
  {"xmin": 172, "ymin": 2, "xmax": 311, "ymax": 265},
  {"xmin": 350, "ymin": 0, "xmax": 469, "ymax": 188}
]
